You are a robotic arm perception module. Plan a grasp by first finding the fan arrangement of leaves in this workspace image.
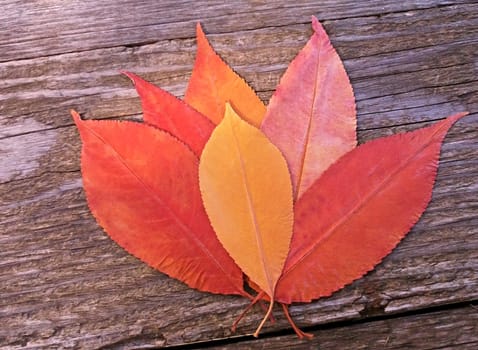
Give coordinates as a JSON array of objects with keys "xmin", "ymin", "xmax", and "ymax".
[{"xmin": 72, "ymin": 17, "xmax": 467, "ymax": 338}]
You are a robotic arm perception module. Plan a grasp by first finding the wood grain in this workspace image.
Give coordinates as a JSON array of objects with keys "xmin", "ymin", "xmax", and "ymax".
[
  {"xmin": 208, "ymin": 304, "xmax": 478, "ymax": 350},
  {"xmin": 1, "ymin": 0, "xmax": 477, "ymax": 348}
]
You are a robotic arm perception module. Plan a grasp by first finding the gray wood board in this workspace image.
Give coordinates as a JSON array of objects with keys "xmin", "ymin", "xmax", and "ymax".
[
  {"xmin": 208, "ymin": 304, "xmax": 478, "ymax": 350},
  {"xmin": 1, "ymin": 1, "xmax": 477, "ymax": 348}
]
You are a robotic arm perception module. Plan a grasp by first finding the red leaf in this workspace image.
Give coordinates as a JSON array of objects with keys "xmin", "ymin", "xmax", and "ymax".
[
  {"xmin": 123, "ymin": 71, "xmax": 214, "ymax": 156},
  {"xmin": 275, "ymin": 113, "xmax": 467, "ymax": 304},
  {"xmin": 72, "ymin": 111, "xmax": 245, "ymax": 296},
  {"xmin": 261, "ymin": 17, "xmax": 356, "ymax": 200}
]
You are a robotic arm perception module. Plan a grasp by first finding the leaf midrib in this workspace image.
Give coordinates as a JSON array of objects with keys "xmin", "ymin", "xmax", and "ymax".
[
  {"xmin": 295, "ymin": 35, "xmax": 324, "ymax": 200},
  {"xmin": 281, "ymin": 121, "xmax": 447, "ymax": 279},
  {"xmin": 83, "ymin": 122, "xmax": 244, "ymax": 295},
  {"xmin": 229, "ymin": 118, "xmax": 274, "ymax": 297}
]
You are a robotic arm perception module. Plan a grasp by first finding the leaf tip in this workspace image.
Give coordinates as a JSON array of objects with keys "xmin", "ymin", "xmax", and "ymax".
[
  {"xmin": 311, "ymin": 16, "xmax": 327, "ymax": 37},
  {"xmin": 121, "ymin": 70, "xmax": 137, "ymax": 84},
  {"xmin": 196, "ymin": 21, "xmax": 203, "ymax": 34},
  {"xmin": 71, "ymin": 109, "xmax": 82, "ymax": 125},
  {"xmin": 448, "ymin": 111, "xmax": 469, "ymax": 124},
  {"xmin": 224, "ymin": 101, "xmax": 234, "ymax": 114},
  {"xmin": 196, "ymin": 21, "xmax": 208, "ymax": 46},
  {"xmin": 223, "ymin": 102, "xmax": 244, "ymax": 126},
  {"xmin": 438, "ymin": 111, "xmax": 470, "ymax": 133}
]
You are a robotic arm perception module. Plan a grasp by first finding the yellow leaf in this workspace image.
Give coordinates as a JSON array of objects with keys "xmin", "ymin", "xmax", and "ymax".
[{"xmin": 199, "ymin": 103, "xmax": 293, "ymax": 335}]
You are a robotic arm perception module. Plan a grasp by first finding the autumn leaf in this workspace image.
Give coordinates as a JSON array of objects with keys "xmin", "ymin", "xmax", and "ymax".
[
  {"xmin": 261, "ymin": 17, "xmax": 356, "ymax": 200},
  {"xmin": 72, "ymin": 110, "xmax": 246, "ymax": 296},
  {"xmin": 123, "ymin": 71, "xmax": 214, "ymax": 156},
  {"xmin": 199, "ymin": 103, "xmax": 293, "ymax": 335},
  {"xmin": 275, "ymin": 112, "xmax": 468, "ymax": 303},
  {"xmin": 72, "ymin": 16, "xmax": 469, "ymax": 340},
  {"xmin": 185, "ymin": 23, "xmax": 266, "ymax": 127}
]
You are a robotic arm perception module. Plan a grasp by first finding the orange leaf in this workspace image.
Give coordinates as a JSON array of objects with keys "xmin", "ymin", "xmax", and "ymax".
[
  {"xmin": 123, "ymin": 71, "xmax": 214, "ymax": 156},
  {"xmin": 275, "ymin": 113, "xmax": 468, "ymax": 304},
  {"xmin": 261, "ymin": 17, "xmax": 356, "ymax": 200},
  {"xmin": 199, "ymin": 104, "xmax": 293, "ymax": 334},
  {"xmin": 72, "ymin": 111, "xmax": 245, "ymax": 296},
  {"xmin": 185, "ymin": 23, "xmax": 266, "ymax": 127}
]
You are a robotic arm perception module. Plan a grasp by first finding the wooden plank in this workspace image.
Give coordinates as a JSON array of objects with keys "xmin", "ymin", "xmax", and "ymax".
[
  {"xmin": 1, "ymin": 1, "xmax": 477, "ymax": 348},
  {"xmin": 0, "ymin": 0, "xmax": 471, "ymax": 62},
  {"xmin": 207, "ymin": 305, "xmax": 478, "ymax": 349},
  {"xmin": 1, "ymin": 3, "xmax": 476, "ymax": 140}
]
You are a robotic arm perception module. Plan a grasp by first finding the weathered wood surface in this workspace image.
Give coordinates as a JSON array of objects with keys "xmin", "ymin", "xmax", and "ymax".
[
  {"xmin": 1, "ymin": 1, "xmax": 477, "ymax": 348},
  {"xmin": 209, "ymin": 305, "xmax": 478, "ymax": 349}
]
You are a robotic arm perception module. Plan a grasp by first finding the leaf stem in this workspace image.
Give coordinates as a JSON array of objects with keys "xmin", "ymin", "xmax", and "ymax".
[
  {"xmin": 253, "ymin": 299, "xmax": 274, "ymax": 337},
  {"xmin": 281, "ymin": 303, "xmax": 314, "ymax": 339},
  {"xmin": 232, "ymin": 291, "xmax": 264, "ymax": 332},
  {"xmin": 258, "ymin": 300, "xmax": 276, "ymax": 324}
]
